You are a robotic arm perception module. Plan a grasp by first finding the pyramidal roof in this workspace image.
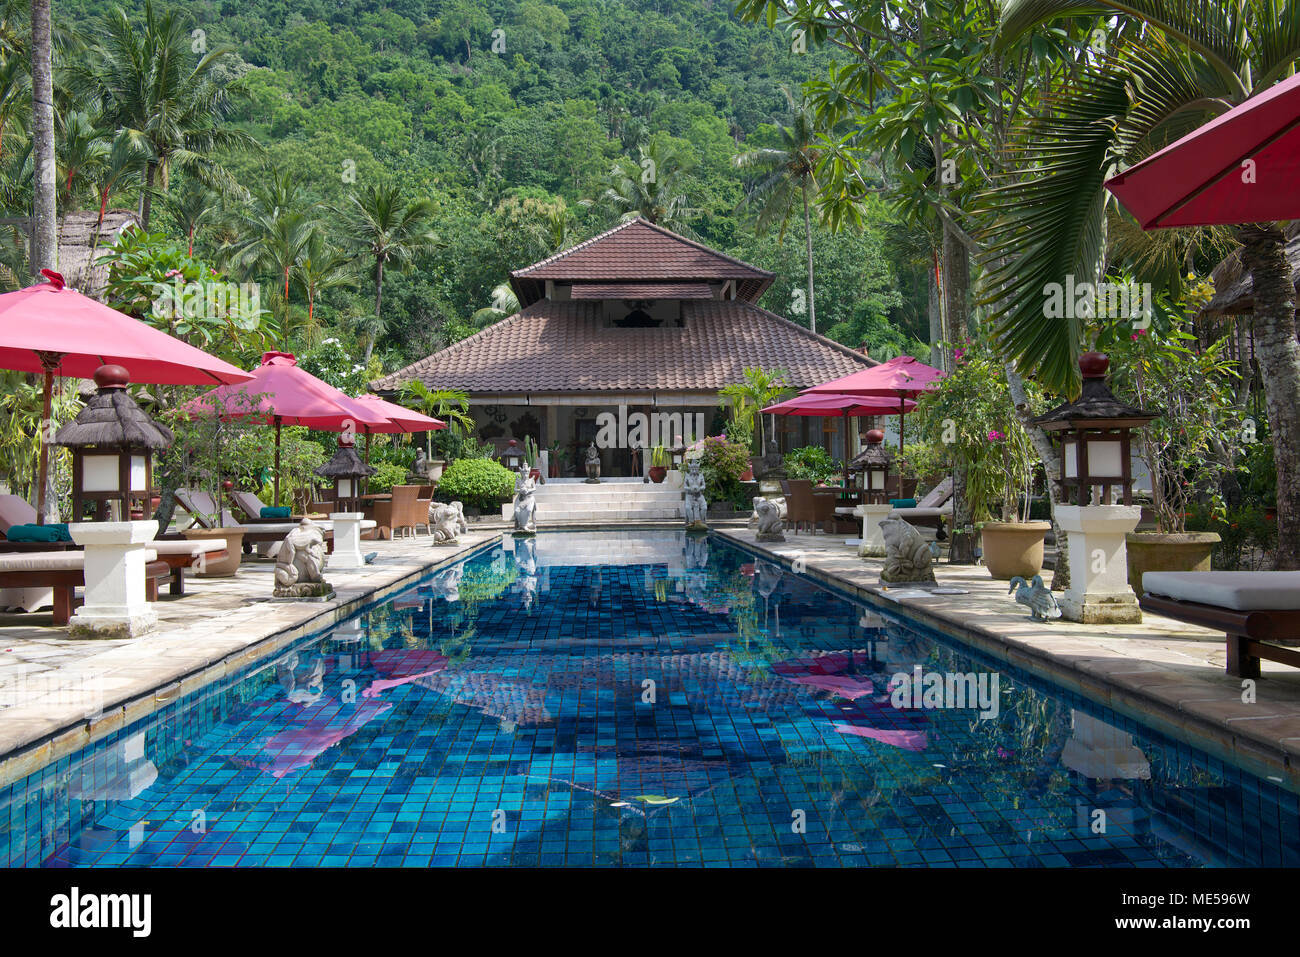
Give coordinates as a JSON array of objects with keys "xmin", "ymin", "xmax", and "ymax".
[{"xmin": 509, "ymin": 218, "xmax": 775, "ymax": 305}]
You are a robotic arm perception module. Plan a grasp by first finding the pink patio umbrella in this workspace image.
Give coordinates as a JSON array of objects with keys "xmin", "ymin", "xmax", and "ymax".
[
  {"xmin": 350, "ymin": 392, "xmax": 446, "ymax": 465},
  {"xmin": 762, "ymin": 393, "xmax": 918, "ymax": 486},
  {"xmin": 802, "ymin": 355, "xmax": 946, "ymax": 498},
  {"xmin": 187, "ymin": 351, "xmax": 392, "ymax": 505},
  {"xmin": 0, "ymin": 270, "xmax": 254, "ymax": 522}
]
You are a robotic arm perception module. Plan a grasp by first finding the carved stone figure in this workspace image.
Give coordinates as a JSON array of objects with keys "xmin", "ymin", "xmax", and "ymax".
[
  {"xmin": 682, "ymin": 457, "xmax": 708, "ymax": 530},
  {"xmin": 512, "ymin": 464, "xmax": 538, "ymax": 534},
  {"xmin": 272, "ymin": 519, "xmax": 333, "ymax": 597},
  {"xmin": 879, "ymin": 515, "xmax": 937, "ymax": 584},
  {"xmin": 752, "ymin": 496, "xmax": 785, "ymax": 542},
  {"xmin": 412, "ymin": 448, "xmax": 430, "ymax": 479},
  {"xmin": 684, "ymin": 534, "xmax": 708, "ymax": 570},
  {"xmin": 431, "ymin": 501, "xmax": 467, "ymax": 545},
  {"xmin": 753, "ymin": 560, "xmax": 783, "ymax": 600},
  {"xmin": 1009, "ymin": 575, "xmax": 1062, "ymax": 622},
  {"xmin": 584, "ymin": 442, "xmax": 602, "ymax": 483}
]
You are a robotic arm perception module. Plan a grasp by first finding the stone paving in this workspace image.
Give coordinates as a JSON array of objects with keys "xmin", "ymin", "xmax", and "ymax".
[
  {"xmin": 0, "ymin": 527, "xmax": 502, "ymax": 785},
  {"xmin": 716, "ymin": 526, "xmax": 1300, "ymax": 789}
]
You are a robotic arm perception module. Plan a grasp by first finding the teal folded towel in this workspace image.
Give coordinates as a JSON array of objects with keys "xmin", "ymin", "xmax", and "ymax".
[
  {"xmin": 260, "ymin": 506, "xmax": 292, "ymax": 519},
  {"xmin": 889, "ymin": 498, "xmax": 918, "ymax": 509},
  {"xmin": 4, "ymin": 522, "xmax": 71, "ymax": 542}
]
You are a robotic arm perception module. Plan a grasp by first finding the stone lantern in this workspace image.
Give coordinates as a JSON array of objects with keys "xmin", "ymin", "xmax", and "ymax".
[
  {"xmin": 54, "ymin": 364, "xmax": 172, "ymax": 522},
  {"xmin": 849, "ymin": 428, "xmax": 893, "ymax": 505},
  {"xmin": 1032, "ymin": 352, "xmax": 1156, "ymax": 506},
  {"xmin": 501, "ymin": 438, "xmax": 526, "ymax": 471},
  {"xmin": 314, "ymin": 435, "xmax": 376, "ymax": 514},
  {"xmin": 1031, "ymin": 352, "xmax": 1156, "ymax": 624}
]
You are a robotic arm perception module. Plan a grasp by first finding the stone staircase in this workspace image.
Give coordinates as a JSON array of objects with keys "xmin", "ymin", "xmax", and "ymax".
[{"xmin": 503, "ymin": 477, "xmax": 683, "ymax": 523}]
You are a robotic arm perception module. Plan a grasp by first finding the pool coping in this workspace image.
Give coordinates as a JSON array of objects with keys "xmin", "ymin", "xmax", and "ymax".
[
  {"xmin": 714, "ymin": 528, "xmax": 1300, "ymax": 792},
  {"xmin": 0, "ymin": 534, "xmax": 499, "ymax": 789}
]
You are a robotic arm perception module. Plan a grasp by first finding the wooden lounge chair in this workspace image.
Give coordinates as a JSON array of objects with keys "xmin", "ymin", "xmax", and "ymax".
[
  {"xmin": 781, "ymin": 480, "xmax": 837, "ymax": 534},
  {"xmin": 229, "ymin": 489, "xmax": 325, "ymax": 524},
  {"xmin": 1139, "ymin": 571, "xmax": 1300, "ymax": 678},
  {"xmin": 173, "ymin": 488, "xmax": 223, "ymax": 530},
  {"xmin": 890, "ymin": 476, "xmax": 954, "ymax": 541},
  {"xmin": 0, "ymin": 551, "xmax": 171, "ymax": 625}
]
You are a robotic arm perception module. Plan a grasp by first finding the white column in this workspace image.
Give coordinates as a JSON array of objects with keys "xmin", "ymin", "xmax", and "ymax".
[
  {"xmin": 68, "ymin": 520, "xmax": 158, "ymax": 638},
  {"xmin": 328, "ymin": 512, "xmax": 366, "ymax": 570},
  {"xmin": 1055, "ymin": 504, "xmax": 1142, "ymax": 623},
  {"xmin": 855, "ymin": 503, "xmax": 894, "ymax": 558}
]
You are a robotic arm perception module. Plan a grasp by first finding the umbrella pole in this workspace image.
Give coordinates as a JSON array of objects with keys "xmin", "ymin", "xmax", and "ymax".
[
  {"xmin": 842, "ymin": 411, "xmax": 850, "ymax": 488},
  {"xmin": 273, "ymin": 417, "xmax": 282, "ymax": 508},
  {"xmin": 34, "ymin": 365, "xmax": 54, "ymax": 525},
  {"xmin": 898, "ymin": 393, "xmax": 905, "ymax": 500}
]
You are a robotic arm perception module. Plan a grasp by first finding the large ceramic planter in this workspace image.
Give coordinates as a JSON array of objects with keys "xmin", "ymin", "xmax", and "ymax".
[
  {"xmin": 1124, "ymin": 531, "xmax": 1220, "ymax": 595},
  {"xmin": 180, "ymin": 527, "xmax": 245, "ymax": 577},
  {"xmin": 980, "ymin": 521, "xmax": 1051, "ymax": 580},
  {"xmin": 649, "ymin": 466, "xmax": 668, "ymax": 484}
]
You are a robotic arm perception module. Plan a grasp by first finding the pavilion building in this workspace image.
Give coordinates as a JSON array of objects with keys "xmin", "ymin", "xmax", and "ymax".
[{"xmin": 371, "ymin": 218, "xmax": 874, "ymax": 477}]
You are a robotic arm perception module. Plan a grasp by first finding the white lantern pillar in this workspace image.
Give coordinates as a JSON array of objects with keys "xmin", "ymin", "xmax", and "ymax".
[
  {"xmin": 1055, "ymin": 504, "xmax": 1143, "ymax": 624},
  {"xmin": 67, "ymin": 520, "xmax": 159, "ymax": 637}
]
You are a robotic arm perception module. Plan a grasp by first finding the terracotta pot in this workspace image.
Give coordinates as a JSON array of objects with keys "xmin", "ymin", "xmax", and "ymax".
[
  {"xmin": 980, "ymin": 521, "xmax": 1051, "ymax": 580},
  {"xmin": 180, "ymin": 527, "xmax": 245, "ymax": 577},
  {"xmin": 649, "ymin": 466, "xmax": 668, "ymax": 484},
  {"xmin": 1124, "ymin": 531, "xmax": 1220, "ymax": 595},
  {"xmin": 740, "ymin": 466, "xmax": 754, "ymax": 482}
]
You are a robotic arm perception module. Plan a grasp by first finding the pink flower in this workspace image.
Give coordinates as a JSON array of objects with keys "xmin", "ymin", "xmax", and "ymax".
[
  {"xmin": 987, "ymin": 430, "xmax": 1004, "ymax": 442},
  {"xmin": 1131, "ymin": 333, "xmax": 1139, "ymax": 341},
  {"xmin": 164, "ymin": 269, "xmax": 182, "ymax": 279}
]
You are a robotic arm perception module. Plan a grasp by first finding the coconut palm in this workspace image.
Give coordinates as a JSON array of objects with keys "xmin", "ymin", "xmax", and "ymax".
[
  {"xmin": 69, "ymin": 0, "xmax": 258, "ymax": 229},
  {"xmin": 733, "ymin": 89, "xmax": 823, "ymax": 332},
  {"xmin": 594, "ymin": 139, "xmax": 699, "ymax": 234},
  {"xmin": 336, "ymin": 181, "xmax": 439, "ymax": 364},
  {"xmin": 470, "ymin": 282, "xmax": 520, "ymax": 329},
  {"xmin": 718, "ymin": 367, "xmax": 791, "ymax": 452},
  {"xmin": 160, "ymin": 177, "xmax": 220, "ymax": 255},
  {"xmin": 28, "ymin": 0, "xmax": 54, "ymax": 272},
  {"xmin": 987, "ymin": 1, "xmax": 1300, "ymax": 568},
  {"xmin": 293, "ymin": 232, "xmax": 356, "ymax": 331}
]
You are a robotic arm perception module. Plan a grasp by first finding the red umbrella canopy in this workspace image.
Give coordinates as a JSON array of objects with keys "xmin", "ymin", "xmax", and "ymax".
[
  {"xmin": 762, "ymin": 393, "xmax": 917, "ymax": 416},
  {"xmin": 802, "ymin": 355, "xmax": 945, "ymax": 397},
  {"xmin": 1105, "ymin": 72, "xmax": 1300, "ymax": 228},
  {"xmin": 351, "ymin": 393, "xmax": 446, "ymax": 434},
  {"xmin": 187, "ymin": 352, "xmax": 390, "ymax": 432},
  {"xmin": 0, "ymin": 270, "xmax": 253, "ymax": 384}
]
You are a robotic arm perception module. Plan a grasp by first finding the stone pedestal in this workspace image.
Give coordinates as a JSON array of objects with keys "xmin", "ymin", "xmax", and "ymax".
[
  {"xmin": 328, "ymin": 512, "xmax": 366, "ymax": 570},
  {"xmin": 854, "ymin": 504, "xmax": 894, "ymax": 558},
  {"xmin": 1055, "ymin": 504, "xmax": 1142, "ymax": 623},
  {"xmin": 68, "ymin": 521, "xmax": 159, "ymax": 638}
]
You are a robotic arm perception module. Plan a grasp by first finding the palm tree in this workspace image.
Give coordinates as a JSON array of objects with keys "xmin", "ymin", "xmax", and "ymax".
[
  {"xmin": 718, "ymin": 367, "xmax": 791, "ymax": 452},
  {"xmin": 470, "ymin": 281, "xmax": 520, "ymax": 329},
  {"xmin": 401, "ymin": 380, "xmax": 474, "ymax": 461},
  {"xmin": 70, "ymin": 0, "xmax": 258, "ymax": 229},
  {"xmin": 55, "ymin": 111, "xmax": 107, "ymax": 209},
  {"xmin": 988, "ymin": 1, "xmax": 1300, "ymax": 568},
  {"xmin": 293, "ymin": 232, "xmax": 356, "ymax": 331},
  {"xmin": 160, "ymin": 177, "xmax": 220, "ymax": 255},
  {"xmin": 337, "ymin": 182, "xmax": 439, "ymax": 364},
  {"xmin": 28, "ymin": 0, "xmax": 54, "ymax": 274},
  {"xmin": 733, "ymin": 89, "xmax": 823, "ymax": 332},
  {"xmin": 594, "ymin": 139, "xmax": 699, "ymax": 234},
  {"xmin": 226, "ymin": 169, "xmax": 317, "ymax": 334}
]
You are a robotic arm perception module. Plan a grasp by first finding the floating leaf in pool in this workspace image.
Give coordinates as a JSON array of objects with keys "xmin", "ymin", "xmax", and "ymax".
[
  {"xmin": 610, "ymin": 802, "xmax": 630, "ymax": 808},
  {"xmin": 632, "ymin": 795, "xmax": 679, "ymax": 806}
]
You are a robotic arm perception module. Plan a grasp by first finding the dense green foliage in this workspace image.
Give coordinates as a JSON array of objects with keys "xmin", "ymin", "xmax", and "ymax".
[
  {"xmin": 784, "ymin": 445, "xmax": 837, "ymax": 485},
  {"xmin": 435, "ymin": 456, "xmax": 514, "ymax": 509}
]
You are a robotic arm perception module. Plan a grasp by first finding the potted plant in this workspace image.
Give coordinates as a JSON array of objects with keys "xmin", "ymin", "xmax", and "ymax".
[
  {"xmin": 1097, "ymin": 299, "xmax": 1232, "ymax": 593},
  {"xmin": 649, "ymin": 444, "xmax": 671, "ymax": 483},
  {"xmin": 914, "ymin": 339, "xmax": 1049, "ymax": 579},
  {"xmin": 522, "ymin": 435, "xmax": 544, "ymax": 483}
]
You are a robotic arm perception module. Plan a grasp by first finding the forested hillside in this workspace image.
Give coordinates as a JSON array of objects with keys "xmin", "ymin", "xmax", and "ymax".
[{"xmin": 22, "ymin": 0, "xmax": 928, "ymax": 369}]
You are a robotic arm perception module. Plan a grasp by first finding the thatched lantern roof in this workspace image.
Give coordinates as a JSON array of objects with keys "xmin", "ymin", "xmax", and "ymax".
[
  {"xmin": 53, "ymin": 364, "xmax": 173, "ymax": 450},
  {"xmin": 1032, "ymin": 353, "xmax": 1158, "ymax": 431},
  {"xmin": 848, "ymin": 428, "xmax": 893, "ymax": 471},
  {"xmin": 314, "ymin": 440, "xmax": 376, "ymax": 480}
]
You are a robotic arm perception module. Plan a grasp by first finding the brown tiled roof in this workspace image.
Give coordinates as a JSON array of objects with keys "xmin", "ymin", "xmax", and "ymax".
[
  {"xmin": 570, "ymin": 281, "xmax": 713, "ymax": 300},
  {"xmin": 509, "ymin": 218, "xmax": 774, "ymax": 304},
  {"xmin": 370, "ymin": 299, "xmax": 872, "ymax": 395}
]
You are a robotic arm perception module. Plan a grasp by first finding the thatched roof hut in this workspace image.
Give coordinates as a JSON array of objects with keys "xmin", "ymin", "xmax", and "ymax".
[
  {"xmin": 53, "ymin": 365, "xmax": 173, "ymax": 451},
  {"xmin": 56, "ymin": 209, "xmax": 136, "ymax": 298},
  {"xmin": 1199, "ymin": 222, "xmax": 1300, "ymax": 318}
]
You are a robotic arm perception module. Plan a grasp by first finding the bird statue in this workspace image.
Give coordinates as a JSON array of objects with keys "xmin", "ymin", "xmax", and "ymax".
[{"xmin": 1008, "ymin": 575, "xmax": 1062, "ymax": 622}]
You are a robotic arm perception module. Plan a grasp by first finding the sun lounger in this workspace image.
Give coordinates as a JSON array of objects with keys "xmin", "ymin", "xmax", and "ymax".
[
  {"xmin": 1139, "ymin": 571, "xmax": 1300, "ymax": 678},
  {"xmin": 0, "ymin": 550, "xmax": 170, "ymax": 625},
  {"xmin": 229, "ymin": 490, "xmax": 325, "ymax": 524},
  {"xmin": 890, "ymin": 476, "xmax": 954, "ymax": 541},
  {"xmin": 148, "ymin": 540, "xmax": 229, "ymax": 595},
  {"xmin": 173, "ymin": 488, "xmax": 224, "ymax": 530}
]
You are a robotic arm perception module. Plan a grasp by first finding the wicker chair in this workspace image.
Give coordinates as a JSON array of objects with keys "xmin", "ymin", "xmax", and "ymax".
[
  {"xmin": 372, "ymin": 485, "xmax": 423, "ymax": 539},
  {"xmin": 781, "ymin": 479, "xmax": 837, "ymax": 534}
]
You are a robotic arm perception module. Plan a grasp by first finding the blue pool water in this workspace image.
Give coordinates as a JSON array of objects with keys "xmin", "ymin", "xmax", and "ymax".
[{"xmin": 2, "ymin": 530, "xmax": 1297, "ymax": 867}]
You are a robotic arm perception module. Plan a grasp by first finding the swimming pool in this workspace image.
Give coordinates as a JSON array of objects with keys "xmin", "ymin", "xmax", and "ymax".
[{"xmin": 3, "ymin": 530, "xmax": 1296, "ymax": 867}]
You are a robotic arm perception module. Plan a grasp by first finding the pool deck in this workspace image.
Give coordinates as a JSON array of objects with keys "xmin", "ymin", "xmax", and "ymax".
[
  {"xmin": 716, "ymin": 526, "xmax": 1300, "ymax": 791},
  {"xmin": 0, "ymin": 528, "xmax": 501, "ymax": 787}
]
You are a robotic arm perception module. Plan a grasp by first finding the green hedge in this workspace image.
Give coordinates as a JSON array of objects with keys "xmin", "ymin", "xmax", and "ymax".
[{"xmin": 435, "ymin": 458, "xmax": 515, "ymax": 510}]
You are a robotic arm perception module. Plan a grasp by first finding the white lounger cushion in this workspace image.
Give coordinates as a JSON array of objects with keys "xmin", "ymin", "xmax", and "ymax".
[
  {"xmin": 150, "ymin": 540, "xmax": 226, "ymax": 557},
  {"xmin": 891, "ymin": 504, "xmax": 954, "ymax": 519},
  {"xmin": 0, "ymin": 549, "xmax": 158, "ymax": 573},
  {"xmin": 1143, "ymin": 571, "xmax": 1300, "ymax": 611}
]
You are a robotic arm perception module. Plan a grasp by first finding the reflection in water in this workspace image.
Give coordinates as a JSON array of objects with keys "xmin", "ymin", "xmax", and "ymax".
[{"xmin": 3, "ymin": 530, "xmax": 1298, "ymax": 868}]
